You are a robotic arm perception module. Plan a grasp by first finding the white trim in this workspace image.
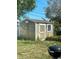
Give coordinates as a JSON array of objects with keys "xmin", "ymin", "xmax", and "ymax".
[
  {"xmin": 39, "ymin": 24, "xmax": 46, "ymax": 41},
  {"xmin": 35, "ymin": 23, "xmax": 37, "ymax": 40},
  {"xmin": 51, "ymin": 24, "xmax": 53, "ymax": 35}
]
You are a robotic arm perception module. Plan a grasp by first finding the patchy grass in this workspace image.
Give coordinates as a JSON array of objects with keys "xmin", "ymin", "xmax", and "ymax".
[{"xmin": 17, "ymin": 40, "xmax": 61, "ymax": 59}]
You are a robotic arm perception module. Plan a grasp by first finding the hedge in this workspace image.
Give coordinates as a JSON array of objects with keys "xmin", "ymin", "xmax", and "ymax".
[{"xmin": 45, "ymin": 36, "xmax": 61, "ymax": 42}]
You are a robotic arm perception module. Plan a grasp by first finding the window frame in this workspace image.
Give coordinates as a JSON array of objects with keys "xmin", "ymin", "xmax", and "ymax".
[{"xmin": 47, "ymin": 24, "xmax": 52, "ymax": 32}]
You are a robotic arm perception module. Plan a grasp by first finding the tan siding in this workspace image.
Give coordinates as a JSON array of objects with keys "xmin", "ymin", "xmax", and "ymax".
[{"xmin": 35, "ymin": 23, "xmax": 53, "ymax": 40}]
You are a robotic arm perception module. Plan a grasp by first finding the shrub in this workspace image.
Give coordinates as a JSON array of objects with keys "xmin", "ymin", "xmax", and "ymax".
[
  {"xmin": 45, "ymin": 36, "xmax": 61, "ymax": 42},
  {"xmin": 17, "ymin": 36, "xmax": 27, "ymax": 40},
  {"xmin": 53, "ymin": 36, "xmax": 61, "ymax": 42},
  {"xmin": 45, "ymin": 37, "xmax": 53, "ymax": 41}
]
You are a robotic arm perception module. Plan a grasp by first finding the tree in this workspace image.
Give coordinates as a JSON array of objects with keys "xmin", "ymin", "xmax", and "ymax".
[
  {"xmin": 17, "ymin": 0, "xmax": 36, "ymax": 18},
  {"xmin": 46, "ymin": 0, "xmax": 61, "ymax": 36},
  {"xmin": 46, "ymin": 0, "xmax": 61, "ymax": 18}
]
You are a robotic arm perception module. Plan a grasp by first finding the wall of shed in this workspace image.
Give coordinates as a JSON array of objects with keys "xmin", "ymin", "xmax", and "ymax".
[
  {"xmin": 17, "ymin": 22, "xmax": 53, "ymax": 40},
  {"xmin": 27, "ymin": 23, "xmax": 35, "ymax": 40},
  {"xmin": 46, "ymin": 24, "xmax": 53, "ymax": 37},
  {"xmin": 35, "ymin": 23, "xmax": 39, "ymax": 40},
  {"xmin": 18, "ymin": 22, "xmax": 35, "ymax": 40},
  {"xmin": 35, "ymin": 23, "xmax": 53, "ymax": 40}
]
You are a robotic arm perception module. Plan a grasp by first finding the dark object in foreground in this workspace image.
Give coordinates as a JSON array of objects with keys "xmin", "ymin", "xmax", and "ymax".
[{"xmin": 48, "ymin": 45, "xmax": 61, "ymax": 59}]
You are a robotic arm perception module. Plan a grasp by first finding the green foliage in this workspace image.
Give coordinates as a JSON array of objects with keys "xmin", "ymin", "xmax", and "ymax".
[
  {"xmin": 45, "ymin": 0, "xmax": 61, "ymax": 36},
  {"xmin": 17, "ymin": 0, "xmax": 36, "ymax": 17},
  {"xmin": 46, "ymin": 0, "xmax": 61, "ymax": 18},
  {"xmin": 53, "ymin": 20, "xmax": 61, "ymax": 35},
  {"xmin": 53, "ymin": 36, "xmax": 61, "ymax": 42},
  {"xmin": 17, "ymin": 36, "xmax": 27, "ymax": 40},
  {"xmin": 17, "ymin": 40, "xmax": 61, "ymax": 59},
  {"xmin": 45, "ymin": 36, "xmax": 61, "ymax": 42}
]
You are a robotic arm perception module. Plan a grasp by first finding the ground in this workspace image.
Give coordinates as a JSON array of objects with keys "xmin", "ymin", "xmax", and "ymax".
[{"xmin": 17, "ymin": 40, "xmax": 61, "ymax": 59}]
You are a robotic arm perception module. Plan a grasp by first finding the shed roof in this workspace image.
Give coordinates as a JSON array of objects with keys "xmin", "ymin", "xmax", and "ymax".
[{"xmin": 24, "ymin": 19, "xmax": 52, "ymax": 24}]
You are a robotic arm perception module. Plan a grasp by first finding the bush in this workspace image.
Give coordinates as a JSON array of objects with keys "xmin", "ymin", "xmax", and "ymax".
[
  {"xmin": 45, "ymin": 37, "xmax": 53, "ymax": 41},
  {"xmin": 45, "ymin": 36, "xmax": 61, "ymax": 42},
  {"xmin": 53, "ymin": 36, "xmax": 61, "ymax": 42},
  {"xmin": 17, "ymin": 36, "xmax": 28, "ymax": 40}
]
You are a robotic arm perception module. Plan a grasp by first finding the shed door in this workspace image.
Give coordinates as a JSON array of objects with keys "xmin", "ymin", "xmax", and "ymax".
[{"xmin": 39, "ymin": 24, "xmax": 46, "ymax": 41}]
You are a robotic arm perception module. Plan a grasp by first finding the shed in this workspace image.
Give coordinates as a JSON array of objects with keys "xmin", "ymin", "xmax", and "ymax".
[{"xmin": 18, "ymin": 19, "xmax": 53, "ymax": 41}]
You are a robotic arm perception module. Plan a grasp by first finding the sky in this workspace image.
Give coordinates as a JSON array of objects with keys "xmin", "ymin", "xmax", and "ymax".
[{"xmin": 24, "ymin": 0, "xmax": 48, "ymax": 20}]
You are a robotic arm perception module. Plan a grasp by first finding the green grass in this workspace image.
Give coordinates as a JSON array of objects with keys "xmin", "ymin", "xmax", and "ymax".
[{"xmin": 17, "ymin": 40, "xmax": 61, "ymax": 59}]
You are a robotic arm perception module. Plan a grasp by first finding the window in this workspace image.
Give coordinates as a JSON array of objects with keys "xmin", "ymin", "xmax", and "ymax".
[
  {"xmin": 47, "ymin": 24, "xmax": 51, "ymax": 32},
  {"xmin": 40, "ymin": 25, "xmax": 45, "ymax": 32}
]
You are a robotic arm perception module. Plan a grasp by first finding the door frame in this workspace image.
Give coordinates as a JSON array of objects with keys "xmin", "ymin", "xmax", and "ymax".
[{"xmin": 39, "ymin": 24, "xmax": 46, "ymax": 41}]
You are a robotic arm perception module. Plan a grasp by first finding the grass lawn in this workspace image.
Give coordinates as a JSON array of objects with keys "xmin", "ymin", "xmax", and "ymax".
[{"xmin": 17, "ymin": 40, "xmax": 61, "ymax": 59}]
